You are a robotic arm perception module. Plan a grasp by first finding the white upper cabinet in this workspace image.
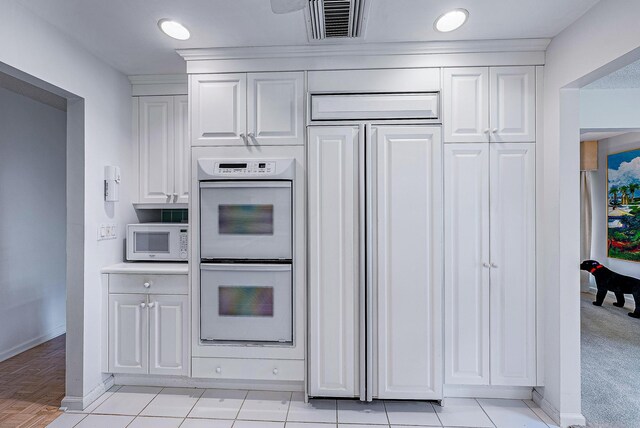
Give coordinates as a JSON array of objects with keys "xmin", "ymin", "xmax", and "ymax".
[
  {"xmin": 137, "ymin": 95, "xmax": 189, "ymax": 204},
  {"xmin": 444, "ymin": 144, "xmax": 490, "ymax": 385},
  {"xmin": 443, "ymin": 66, "xmax": 535, "ymax": 143},
  {"xmin": 308, "ymin": 126, "xmax": 360, "ymax": 398},
  {"xmin": 191, "ymin": 72, "xmax": 304, "ymax": 147},
  {"xmin": 489, "ymin": 143, "xmax": 536, "ymax": 386},
  {"xmin": 174, "ymin": 96, "xmax": 190, "ymax": 203},
  {"xmin": 443, "ymin": 68, "xmax": 490, "ymax": 143},
  {"xmin": 247, "ymin": 72, "xmax": 304, "ymax": 145},
  {"xmin": 490, "ymin": 67, "xmax": 536, "ymax": 143},
  {"xmin": 139, "ymin": 96, "xmax": 174, "ymax": 203},
  {"xmin": 191, "ymin": 73, "xmax": 246, "ymax": 146},
  {"xmin": 373, "ymin": 126, "xmax": 442, "ymax": 400}
]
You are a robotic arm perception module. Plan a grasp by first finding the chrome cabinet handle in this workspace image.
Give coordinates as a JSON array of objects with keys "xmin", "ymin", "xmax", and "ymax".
[
  {"xmin": 148, "ymin": 302, "xmax": 155, "ymax": 308},
  {"xmin": 239, "ymin": 133, "xmax": 247, "ymax": 144},
  {"xmin": 484, "ymin": 128, "xmax": 490, "ymax": 134},
  {"xmin": 491, "ymin": 263, "xmax": 499, "ymax": 268},
  {"xmin": 492, "ymin": 128, "xmax": 498, "ymax": 134},
  {"xmin": 140, "ymin": 302, "xmax": 146, "ymax": 308},
  {"xmin": 483, "ymin": 262, "xmax": 490, "ymax": 268},
  {"xmin": 143, "ymin": 281, "xmax": 151, "ymax": 288},
  {"xmin": 215, "ymin": 367, "xmax": 221, "ymax": 373},
  {"xmin": 248, "ymin": 132, "xmax": 258, "ymax": 145},
  {"xmin": 272, "ymin": 368, "xmax": 278, "ymax": 375}
]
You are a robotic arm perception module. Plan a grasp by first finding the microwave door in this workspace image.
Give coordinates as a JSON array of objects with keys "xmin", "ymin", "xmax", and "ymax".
[{"xmin": 199, "ymin": 181, "xmax": 293, "ymax": 260}]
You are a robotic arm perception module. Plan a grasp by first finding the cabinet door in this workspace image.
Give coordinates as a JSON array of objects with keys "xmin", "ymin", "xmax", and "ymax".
[
  {"xmin": 247, "ymin": 72, "xmax": 304, "ymax": 146},
  {"xmin": 373, "ymin": 126, "xmax": 442, "ymax": 399},
  {"xmin": 443, "ymin": 68, "xmax": 489, "ymax": 143},
  {"xmin": 490, "ymin": 67, "xmax": 536, "ymax": 143},
  {"xmin": 444, "ymin": 144, "xmax": 490, "ymax": 385},
  {"xmin": 139, "ymin": 96, "xmax": 174, "ymax": 203},
  {"xmin": 308, "ymin": 126, "xmax": 360, "ymax": 397},
  {"xmin": 149, "ymin": 294, "xmax": 189, "ymax": 376},
  {"xmin": 109, "ymin": 294, "xmax": 148, "ymax": 374},
  {"xmin": 174, "ymin": 95, "xmax": 190, "ymax": 203},
  {"xmin": 191, "ymin": 73, "xmax": 246, "ymax": 146},
  {"xmin": 490, "ymin": 143, "xmax": 536, "ymax": 386}
]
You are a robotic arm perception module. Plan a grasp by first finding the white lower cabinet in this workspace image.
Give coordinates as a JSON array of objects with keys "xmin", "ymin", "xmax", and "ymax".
[
  {"xmin": 108, "ymin": 274, "xmax": 189, "ymax": 376},
  {"xmin": 444, "ymin": 143, "xmax": 536, "ymax": 387}
]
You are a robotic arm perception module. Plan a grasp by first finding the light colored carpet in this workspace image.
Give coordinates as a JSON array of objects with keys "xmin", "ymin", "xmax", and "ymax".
[{"xmin": 581, "ymin": 292, "xmax": 640, "ymax": 428}]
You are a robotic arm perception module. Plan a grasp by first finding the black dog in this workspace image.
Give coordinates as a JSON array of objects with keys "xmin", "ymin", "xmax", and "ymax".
[{"xmin": 580, "ymin": 260, "xmax": 640, "ymax": 318}]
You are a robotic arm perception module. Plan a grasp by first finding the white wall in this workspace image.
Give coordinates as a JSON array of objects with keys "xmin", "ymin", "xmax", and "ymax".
[
  {"xmin": 581, "ymin": 89, "xmax": 640, "ymax": 129},
  {"xmin": 0, "ymin": 86, "xmax": 66, "ymax": 361},
  {"xmin": 0, "ymin": 0, "xmax": 137, "ymax": 405},
  {"xmin": 591, "ymin": 133, "xmax": 640, "ymax": 278},
  {"xmin": 542, "ymin": 0, "xmax": 640, "ymax": 426}
]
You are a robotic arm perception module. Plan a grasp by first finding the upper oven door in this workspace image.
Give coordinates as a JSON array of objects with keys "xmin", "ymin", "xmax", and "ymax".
[{"xmin": 200, "ymin": 181, "xmax": 292, "ymax": 260}]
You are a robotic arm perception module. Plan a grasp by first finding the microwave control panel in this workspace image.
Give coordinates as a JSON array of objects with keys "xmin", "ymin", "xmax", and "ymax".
[
  {"xmin": 179, "ymin": 229, "xmax": 188, "ymax": 259},
  {"xmin": 216, "ymin": 161, "xmax": 277, "ymax": 175}
]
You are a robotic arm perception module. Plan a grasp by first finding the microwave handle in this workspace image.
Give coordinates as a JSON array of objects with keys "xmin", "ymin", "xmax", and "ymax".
[{"xmin": 200, "ymin": 263, "xmax": 291, "ymax": 272}]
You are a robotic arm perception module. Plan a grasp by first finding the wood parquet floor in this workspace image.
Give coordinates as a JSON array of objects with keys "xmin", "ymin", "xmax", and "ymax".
[{"xmin": 0, "ymin": 335, "xmax": 65, "ymax": 428}]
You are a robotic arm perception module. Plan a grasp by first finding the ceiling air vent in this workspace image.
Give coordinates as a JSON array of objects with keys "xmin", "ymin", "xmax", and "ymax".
[{"xmin": 307, "ymin": 0, "xmax": 369, "ymax": 40}]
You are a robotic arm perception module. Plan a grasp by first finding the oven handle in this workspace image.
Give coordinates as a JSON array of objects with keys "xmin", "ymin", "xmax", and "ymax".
[
  {"xmin": 200, "ymin": 181, "xmax": 292, "ymax": 189},
  {"xmin": 200, "ymin": 263, "xmax": 292, "ymax": 272}
]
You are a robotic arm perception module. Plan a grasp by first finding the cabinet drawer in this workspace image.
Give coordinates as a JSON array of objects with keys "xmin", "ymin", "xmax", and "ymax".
[
  {"xmin": 109, "ymin": 274, "xmax": 188, "ymax": 295},
  {"xmin": 192, "ymin": 357, "xmax": 304, "ymax": 382}
]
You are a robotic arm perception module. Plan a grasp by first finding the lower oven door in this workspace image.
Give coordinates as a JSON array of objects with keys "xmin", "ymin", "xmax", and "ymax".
[{"xmin": 200, "ymin": 263, "xmax": 292, "ymax": 343}]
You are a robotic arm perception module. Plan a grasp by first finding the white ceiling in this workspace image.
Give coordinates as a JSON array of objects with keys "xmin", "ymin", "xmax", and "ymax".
[
  {"xmin": 18, "ymin": 0, "xmax": 600, "ymax": 76},
  {"xmin": 584, "ymin": 59, "xmax": 640, "ymax": 89}
]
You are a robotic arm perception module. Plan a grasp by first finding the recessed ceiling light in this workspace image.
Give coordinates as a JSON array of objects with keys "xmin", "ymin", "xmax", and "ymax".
[
  {"xmin": 434, "ymin": 9, "xmax": 469, "ymax": 33},
  {"xmin": 158, "ymin": 19, "xmax": 191, "ymax": 40}
]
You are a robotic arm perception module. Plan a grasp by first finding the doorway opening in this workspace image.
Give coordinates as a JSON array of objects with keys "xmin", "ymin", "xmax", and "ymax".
[
  {"xmin": 0, "ymin": 65, "xmax": 84, "ymax": 425},
  {"xmin": 578, "ymin": 61, "xmax": 640, "ymax": 427}
]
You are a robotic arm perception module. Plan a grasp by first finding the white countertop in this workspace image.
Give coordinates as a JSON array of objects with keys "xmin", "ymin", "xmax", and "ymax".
[{"xmin": 101, "ymin": 262, "xmax": 189, "ymax": 275}]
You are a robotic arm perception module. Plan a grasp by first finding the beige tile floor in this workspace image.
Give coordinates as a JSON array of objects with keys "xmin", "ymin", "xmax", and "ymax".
[{"xmin": 47, "ymin": 386, "xmax": 559, "ymax": 428}]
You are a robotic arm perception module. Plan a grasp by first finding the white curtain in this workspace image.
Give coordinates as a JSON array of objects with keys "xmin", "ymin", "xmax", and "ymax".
[{"xmin": 580, "ymin": 171, "xmax": 593, "ymax": 291}]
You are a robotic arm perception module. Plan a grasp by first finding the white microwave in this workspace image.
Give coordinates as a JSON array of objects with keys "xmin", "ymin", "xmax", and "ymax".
[{"xmin": 126, "ymin": 223, "xmax": 188, "ymax": 261}]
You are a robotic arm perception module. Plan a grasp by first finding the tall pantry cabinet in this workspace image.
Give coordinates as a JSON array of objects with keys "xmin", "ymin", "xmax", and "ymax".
[{"xmin": 443, "ymin": 66, "xmax": 537, "ymax": 387}]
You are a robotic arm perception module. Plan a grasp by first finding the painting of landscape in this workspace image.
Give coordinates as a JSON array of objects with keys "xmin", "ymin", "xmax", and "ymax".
[{"xmin": 608, "ymin": 148, "xmax": 640, "ymax": 261}]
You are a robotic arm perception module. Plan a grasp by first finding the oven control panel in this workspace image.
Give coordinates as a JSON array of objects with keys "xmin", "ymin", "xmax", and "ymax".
[{"xmin": 215, "ymin": 161, "xmax": 277, "ymax": 175}]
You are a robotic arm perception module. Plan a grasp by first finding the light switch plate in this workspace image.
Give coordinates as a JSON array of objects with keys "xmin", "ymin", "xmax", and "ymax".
[{"xmin": 97, "ymin": 223, "xmax": 117, "ymax": 241}]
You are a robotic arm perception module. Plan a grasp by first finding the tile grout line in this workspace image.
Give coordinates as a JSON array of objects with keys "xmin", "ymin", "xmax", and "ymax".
[
  {"xmin": 522, "ymin": 398, "xmax": 553, "ymax": 428},
  {"xmin": 284, "ymin": 390, "xmax": 293, "ymax": 425},
  {"xmin": 475, "ymin": 398, "xmax": 498, "ymax": 428},
  {"xmin": 431, "ymin": 400, "xmax": 444, "ymax": 427},
  {"xmin": 382, "ymin": 399, "xmax": 391, "ymax": 427},
  {"xmin": 233, "ymin": 389, "xmax": 250, "ymax": 422}
]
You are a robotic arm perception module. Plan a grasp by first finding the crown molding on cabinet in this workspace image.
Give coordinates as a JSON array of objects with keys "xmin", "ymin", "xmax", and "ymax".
[
  {"xmin": 177, "ymin": 39, "xmax": 550, "ymax": 74},
  {"xmin": 128, "ymin": 74, "xmax": 188, "ymax": 96}
]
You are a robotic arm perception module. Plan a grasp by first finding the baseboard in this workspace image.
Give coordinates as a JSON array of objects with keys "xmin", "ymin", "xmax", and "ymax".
[
  {"xmin": 444, "ymin": 384, "xmax": 533, "ymax": 399},
  {"xmin": 532, "ymin": 388, "xmax": 586, "ymax": 428},
  {"xmin": 113, "ymin": 374, "xmax": 304, "ymax": 392},
  {"xmin": 0, "ymin": 324, "xmax": 66, "ymax": 363},
  {"xmin": 61, "ymin": 375, "xmax": 115, "ymax": 411}
]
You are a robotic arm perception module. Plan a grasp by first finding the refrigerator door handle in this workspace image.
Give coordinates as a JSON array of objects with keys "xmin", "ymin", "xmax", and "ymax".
[
  {"xmin": 365, "ymin": 123, "xmax": 374, "ymax": 402},
  {"xmin": 358, "ymin": 124, "xmax": 367, "ymax": 401}
]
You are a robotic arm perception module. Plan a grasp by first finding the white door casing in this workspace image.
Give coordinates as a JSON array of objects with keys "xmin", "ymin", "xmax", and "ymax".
[
  {"xmin": 373, "ymin": 126, "xmax": 443, "ymax": 399},
  {"xmin": 443, "ymin": 68, "xmax": 490, "ymax": 143},
  {"xmin": 444, "ymin": 144, "xmax": 491, "ymax": 385},
  {"xmin": 489, "ymin": 143, "xmax": 536, "ymax": 386},
  {"xmin": 308, "ymin": 126, "xmax": 360, "ymax": 397}
]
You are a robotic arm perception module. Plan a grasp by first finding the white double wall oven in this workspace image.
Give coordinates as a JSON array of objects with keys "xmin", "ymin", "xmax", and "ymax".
[{"xmin": 198, "ymin": 159, "xmax": 296, "ymax": 344}]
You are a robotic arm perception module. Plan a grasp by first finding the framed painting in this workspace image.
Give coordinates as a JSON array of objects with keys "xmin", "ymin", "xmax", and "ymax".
[{"xmin": 607, "ymin": 148, "xmax": 640, "ymax": 261}]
